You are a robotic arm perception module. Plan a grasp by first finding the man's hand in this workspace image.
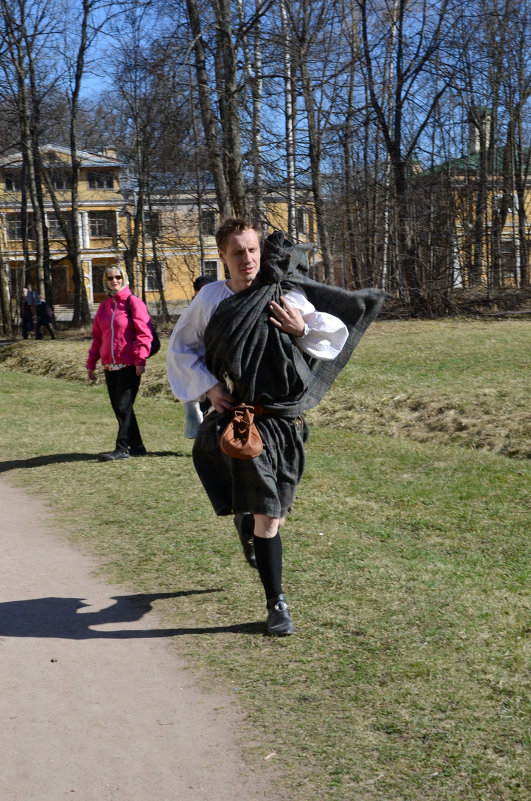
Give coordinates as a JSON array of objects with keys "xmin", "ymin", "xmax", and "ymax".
[
  {"xmin": 269, "ymin": 297, "xmax": 305, "ymax": 337},
  {"xmin": 206, "ymin": 382, "xmax": 236, "ymax": 413}
]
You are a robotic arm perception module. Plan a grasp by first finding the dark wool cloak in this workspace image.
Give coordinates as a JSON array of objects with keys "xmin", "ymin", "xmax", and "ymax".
[{"xmin": 203, "ymin": 231, "xmax": 386, "ymax": 416}]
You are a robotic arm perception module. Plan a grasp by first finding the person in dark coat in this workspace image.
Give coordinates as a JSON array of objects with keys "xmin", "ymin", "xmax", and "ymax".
[
  {"xmin": 20, "ymin": 288, "xmax": 35, "ymax": 339},
  {"xmin": 35, "ymin": 296, "xmax": 56, "ymax": 339}
]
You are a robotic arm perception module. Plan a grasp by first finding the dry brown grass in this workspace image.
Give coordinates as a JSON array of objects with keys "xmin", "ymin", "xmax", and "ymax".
[{"xmin": 1, "ymin": 317, "xmax": 530, "ymax": 458}]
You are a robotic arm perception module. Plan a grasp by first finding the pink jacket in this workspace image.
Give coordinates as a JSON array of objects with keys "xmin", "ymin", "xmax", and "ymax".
[{"xmin": 86, "ymin": 286, "xmax": 152, "ymax": 370}]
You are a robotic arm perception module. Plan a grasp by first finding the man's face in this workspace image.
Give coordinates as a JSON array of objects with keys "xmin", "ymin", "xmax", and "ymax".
[{"xmin": 218, "ymin": 228, "xmax": 261, "ymax": 293}]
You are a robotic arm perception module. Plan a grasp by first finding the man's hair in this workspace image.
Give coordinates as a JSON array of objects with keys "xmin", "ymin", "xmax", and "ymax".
[{"xmin": 215, "ymin": 217, "xmax": 261, "ymax": 250}]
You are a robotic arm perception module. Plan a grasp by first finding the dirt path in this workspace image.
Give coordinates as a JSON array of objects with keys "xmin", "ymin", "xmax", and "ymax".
[{"xmin": 0, "ymin": 479, "xmax": 276, "ymax": 801}]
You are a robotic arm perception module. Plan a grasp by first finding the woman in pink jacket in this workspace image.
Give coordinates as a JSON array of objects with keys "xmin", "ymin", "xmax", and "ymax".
[{"xmin": 86, "ymin": 265, "xmax": 152, "ymax": 461}]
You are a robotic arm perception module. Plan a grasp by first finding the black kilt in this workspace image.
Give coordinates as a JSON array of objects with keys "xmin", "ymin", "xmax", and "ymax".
[{"xmin": 192, "ymin": 411, "xmax": 309, "ymax": 518}]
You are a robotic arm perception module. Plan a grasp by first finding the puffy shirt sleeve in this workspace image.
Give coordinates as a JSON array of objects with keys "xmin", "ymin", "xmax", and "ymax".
[
  {"xmin": 166, "ymin": 286, "xmax": 224, "ymax": 402},
  {"xmin": 284, "ymin": 288, "xmax": 348, "ymax": 361}
]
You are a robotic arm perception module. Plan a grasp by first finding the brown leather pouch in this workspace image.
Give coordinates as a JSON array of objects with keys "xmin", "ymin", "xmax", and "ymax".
[{"xmin": 219, "ymin": 404, "xmax": 263, "ymax": 460}]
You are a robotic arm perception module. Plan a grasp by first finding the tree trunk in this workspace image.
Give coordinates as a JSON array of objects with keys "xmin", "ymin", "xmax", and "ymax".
[
  {"xmin": 1, "ymin": 0, "xmax": 47, "ymax": 298},
  {"xmin": 146, "ymin": 191, "xmax": 169, "ymax": 319},
  {"xmin": 471, "ymin": 145, "xmax": 488, "ymax": 287},
  {"xmin": 0, "ymin": 242, "xmax": 13, "ymax": 337},
  {"xmin": 185, "ymin": 0, "xmax": 231, "ymax": 218},
  {"xmin": 280, "ymin": 0, "xmax": 297, "ymax": 240},
  {"xmin": 299, "ymin": 52, "xmax": 333, "ymax": 282},
  {"xmin": 68, "ymin": 1, "xmax": 92, "ymax": 328},
  {"xmin": 27, "ymin": 46, "xmax": 52, "ymax": 303},
  {"xmin": 341, "ymin": 74, "xmax": 361, "ymax": 288},
  {"xmin": 212, "ymin": 0, "xmax": 247, "ymax": 217},
  {"xmin": 20, "ymin": 108, "xmax": 46, "ymax": 298},
  {"xmin": 393, "ymin": 158, "xmax": 428, "ymax": 314},
  {"xmin": 515, "ymin": 143, "xmax": 530, "ymax": 287},
  {"xmin": 237, "ymin": 0, "xmax": 265, "ymax": 224}
]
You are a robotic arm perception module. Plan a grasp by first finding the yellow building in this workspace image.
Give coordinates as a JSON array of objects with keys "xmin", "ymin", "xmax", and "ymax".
[
  {"xmin": 433, "ymin": 148, "xmax": 531, "ymax": 288},
  {"xmin": 0, "ymin": 144, "xmax": 317, "ymax": 318},
  {"xmin": 133, "ymin": 190, "xmax": 317, "ymax": 313},
  {"xmin": 0, "ymin": 144, "xmax": 123, "ymax": 309},
  {"xmin": 421, "ymin": 109, "xmax": 531, "ymax": 289}
]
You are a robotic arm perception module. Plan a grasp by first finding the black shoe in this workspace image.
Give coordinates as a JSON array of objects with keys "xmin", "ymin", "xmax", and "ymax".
[
  {"xmin": 234, "ymin": 514, "xmax": 258, "ymax": 569},
  {"xmin": 129, "ymin": 445, "xmax": 147, "ymax": 456},
  {"xmin": 266, "ymin": 594, "xmax": 294, "ymax": 636},
  {"xmin": 98, "ymin": 449, "xmax": 130, "ymax": 462}
]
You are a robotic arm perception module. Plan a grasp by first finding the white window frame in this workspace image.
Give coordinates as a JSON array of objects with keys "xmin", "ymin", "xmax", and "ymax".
[
  {"xmin": 145, "ymin": 261, "xmax": 165, "ymax": 292},
  {"xmin": 203, "ymin": 260, "xmax": 219, "ymax": 280}
]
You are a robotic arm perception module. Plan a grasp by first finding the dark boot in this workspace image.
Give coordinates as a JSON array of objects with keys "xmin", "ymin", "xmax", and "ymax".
[
  {"xmin": 234, "ymin": 514, "xmax": 258, "ymax": 569},
  {"xmin": 129, "ymin": 445, "xmax": 147, "ymax": 456},
  {"xmin": 266, "ymin": 593, "xmax": 294, "ymax": 636},
  {"xmin": 98, "ymin": 448, "xmax": 130, "ymax": 462}
]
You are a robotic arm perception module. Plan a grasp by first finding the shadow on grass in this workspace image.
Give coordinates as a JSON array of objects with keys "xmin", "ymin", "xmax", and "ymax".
[
  {"xmin": 0, "ymin": 590, "xmax": 264, "ymax": 638},
  {"xmin": 0, "ymin": 450, "xmax": 189, "ymax": 472}
]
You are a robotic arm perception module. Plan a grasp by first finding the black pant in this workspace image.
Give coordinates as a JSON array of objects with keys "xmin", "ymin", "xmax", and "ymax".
[
  {"xmin": 36, "ymin": 321, "xmax": 55, "ymax": 339},
  {"xmin": 21, "ymin": 316, "xmax": 33, "ymax": 339},
  {"xmin": 104, "ymin": 366, "xmax": 143, "ymax": 452}
]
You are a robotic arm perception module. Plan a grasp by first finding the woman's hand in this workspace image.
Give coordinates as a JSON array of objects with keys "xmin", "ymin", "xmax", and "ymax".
[
  {"xmin": 87, "ymin": 368, "xmax": 96, "ymax": 382},
  {"xmin": 269, "ymin": 297, "xmax": 306, "ymax": 337},
  {"xmin": 136, "ymin": 364, "xmax": 145, "ymax": 377},
  {"xmin": 206, "ymin": 382, "xmax": 236, "ymax": 413}
]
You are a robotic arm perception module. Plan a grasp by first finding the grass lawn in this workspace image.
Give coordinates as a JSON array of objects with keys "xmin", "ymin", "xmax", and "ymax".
[{"xmin": 0, "ymin": 318, "xmax": 529, "ymax": 801}]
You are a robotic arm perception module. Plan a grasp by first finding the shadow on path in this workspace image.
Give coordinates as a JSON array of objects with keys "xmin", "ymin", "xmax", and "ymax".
[
  {"xmin": 0, "ymin": 450, "xmax": 188, "ymax": 472},
  {"xmin": 0, "ymin": 590, "xmax": 264, "ymax": 638}
]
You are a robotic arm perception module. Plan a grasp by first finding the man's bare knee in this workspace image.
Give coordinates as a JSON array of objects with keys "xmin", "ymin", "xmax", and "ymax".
[{"xmin": 254, "ymin": 514, "xmax": 284, "ymax": 539}]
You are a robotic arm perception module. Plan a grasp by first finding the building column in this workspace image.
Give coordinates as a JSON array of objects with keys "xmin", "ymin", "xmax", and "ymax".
[
  {"xmin": 79, "ymin": 211, "xmax": 90, "ymax": 249},
  {"xmin": 84, "ymin": 260, "xmax": 93, "ymax": 303}
]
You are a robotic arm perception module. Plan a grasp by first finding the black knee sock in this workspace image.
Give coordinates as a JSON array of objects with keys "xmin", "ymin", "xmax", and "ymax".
[{"xmin": 253, "ymin": 533, "xmax": 283, "ymax": 602}]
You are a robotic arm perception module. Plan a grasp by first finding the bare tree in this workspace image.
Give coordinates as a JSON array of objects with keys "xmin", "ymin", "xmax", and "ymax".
[
  {"xmin": 0, "ymin": 0, "xmax": 57, "ymax": 302},
  {"xmin": 358, "ymin": 0, "xmax": 462, "ymax": 313},
  {"xmin": 0, "ymin": 238, "xmax": 13, "ymax": 336},
  {"xmin": 57, "ymin": 0, "xmax": 99, "ymax": 326},
  {"xmin": 237, "ymin": 0, "xmax": 266, "ymax": 224},
  {"xmin": 177, "ymin": 0, "xmax": 274, "ymax": 220},
  {"xmin": 279, "ymin": 0, "xmax": 298, "ymax": 240},
  {"xmin": 282, "ymin": 0, "xmax": 342, "ymax": 281},
  {"xmin": 491, "ymin": 0, "xmax": 530, "ymax": 288},
  {"xmin": 2, "ymin": 0, "xmax": 527, "ymax": 317},
  {"xmin": 451, "ymin": 0, "xmax": 530, "ymax": 292},
  {"xmin": 183, "ymin": 0, "xmax": 232, "ymax": 217},
  {"xmin": 106, "ymin": 3, "xmax": 197, "ymax": 319}
]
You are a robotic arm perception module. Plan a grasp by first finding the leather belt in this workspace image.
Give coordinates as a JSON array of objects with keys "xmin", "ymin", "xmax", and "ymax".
[{"xmin": 250, "ymin": 404, "xmax": 301, "ymax": 420}]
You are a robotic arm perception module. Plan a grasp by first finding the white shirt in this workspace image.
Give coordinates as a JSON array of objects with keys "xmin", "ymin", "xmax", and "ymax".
[{"xmin": 166, "ymin": 280, "xmax": 348, "ymax": 402}]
